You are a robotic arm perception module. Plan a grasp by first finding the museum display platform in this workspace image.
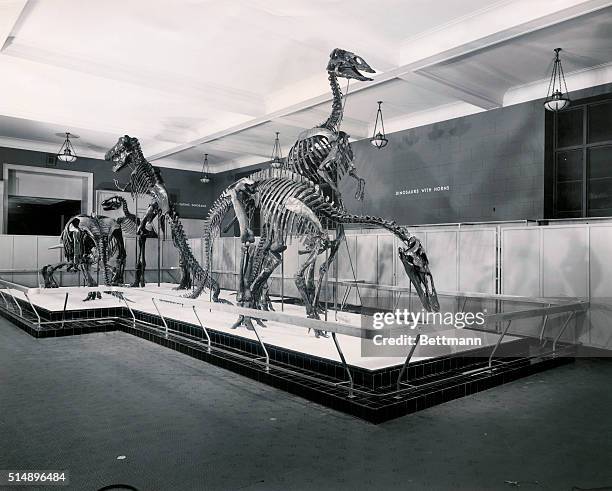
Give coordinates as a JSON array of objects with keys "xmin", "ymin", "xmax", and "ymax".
[{"xmin": 0, "ymin": 278, "xmax": 587, "ymax": 423}]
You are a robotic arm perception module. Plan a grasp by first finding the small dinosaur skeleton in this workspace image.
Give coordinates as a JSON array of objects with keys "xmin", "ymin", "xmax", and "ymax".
[
  {"xmin": 40, "ymin": 197, "xmax": 133, "ymax": 298},
  {"xmin": 104, "ymin": 136, "xmax": 220, "ymax": 297}
]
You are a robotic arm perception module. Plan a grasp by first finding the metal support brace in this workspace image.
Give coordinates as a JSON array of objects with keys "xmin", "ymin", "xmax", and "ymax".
[
  {"xmin": 192, "ymin": 305, "xmax": 211, "ymax": 353},
  {"xmin": 552, "ymin": 311, "xmax": 575, "ymax": 353},
  {"xmin": 251, "ymin": 323, "xmax": 270, "ymax": 372},
  {"xmin": 324, "ymin": 245, "xmax": 329, "ymax": 322},
  {"xmin": 123, "ymin": 296, "xmax": 136, "ymax": 327},
  {"xmin": 393, "ymin": 288, "xmax": 403, "ymax": 310},
  {"xmin": 394, "ymin": 333, "xmax": 421, "ymax": 398},
  {"xmin": 281, "ymin": 251, "xmax": 284, "ymax": 312},
  {"xmin": 332, "ymin": 332, "xmax": 354, "ymax": 398},
  {"xmin": 8, "ymin": 289, "xmax": 22, "ymax": 317},
  {"xmin": 61, "ymin": 293, "xmax": 69, "ymax": 329},
  {"xmin": 538, "ymin": 303, "xmax": 552, "ymax": 344},
  {"xmin": 488, "ymin": 320, "xmax": 512, "ymax": 369},
  {"xmin": 0, "ymin": 288, "xmax": 9, "ymax": 308},
  {"xmin": 152, "ymin": 298, "xmax": 168, "ymax": 337},
  {"xmin": 23, "ymin": 292, "xmax": 40, "ymax": 328},
  {"xmin": 339, "ymin": 284, "xmax": 352, "ymax": 313}
]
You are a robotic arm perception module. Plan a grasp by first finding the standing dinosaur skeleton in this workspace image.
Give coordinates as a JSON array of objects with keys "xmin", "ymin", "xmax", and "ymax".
[
  {"xmin": 40, "ymin": 196, "xmax": 135, "ymax": 296},
  {"xmin": 225, "ymin": 169, "xmax": 438, "ymax": 331},
  {"xmin": 104, "ymin": 136, "xmax": 219, "ymax": 297},
  {"xmin": 183, "ymin": 49, "xmax": 438, "ymax": 333},
  {"xmin": 279, "ymin": 48, "xmax": 372, "ymax": 317},
  {"xmin": 222, "ymin": 49, "xmax": 439, "ymax": 332}
]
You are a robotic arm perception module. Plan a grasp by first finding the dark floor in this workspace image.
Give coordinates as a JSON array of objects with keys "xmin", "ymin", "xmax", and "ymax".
[{"xmin": 1, "ymin": 317, "xmax": 611, "ymax": 491}]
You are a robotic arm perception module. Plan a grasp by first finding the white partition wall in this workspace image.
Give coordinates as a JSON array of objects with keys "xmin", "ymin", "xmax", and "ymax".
[
  {"xmin": 377, "ymin": 235, "xmax": 394, "ymax": 308},
  {"xmin": 0, "ymin": 235, "xmax": 61, "ymax": 287},
  {"xmin": 0, "ymin": 234, "xmax": 182, "ymax": 288},
  {"xmin": 0, "ymin": 234, "xmax": 15, "ymax": 283},
  {"xmin": 425, "ymin": 230, "xmax": 458, "ymax": 292},
  {"xmin": 586, "ymin": 225, "xmax": 612, "ymax": 348},
  {"xmin": 501, "ymin": 228, "xmax": 540, "ymax": 297},
  {"xmin": 4, "ymin": 219, "xmax": 612, "ymax": 349},
  {"xmin": 542, "ymin": 227, "xmax": 589, "ymax": 298}
]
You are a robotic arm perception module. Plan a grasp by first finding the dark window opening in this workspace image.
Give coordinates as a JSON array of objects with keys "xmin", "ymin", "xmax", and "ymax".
[
  {"xmin": 550, "ymin": 94, "xmax": 612, "ymax": 218},
  {"xmin": 7, "ymin": 196, "xmax": 82, "ymax": 235}
]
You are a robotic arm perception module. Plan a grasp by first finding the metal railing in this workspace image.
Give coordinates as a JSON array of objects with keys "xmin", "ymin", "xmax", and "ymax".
[{"xmin": 0, "ymin": 277, "xmax": 588, "ymax": 401}]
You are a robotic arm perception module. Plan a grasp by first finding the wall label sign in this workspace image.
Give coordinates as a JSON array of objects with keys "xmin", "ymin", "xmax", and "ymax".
[
  {"xmin": 176, "ymin": 202, "xmax": 208, "ymax": 208},
  {"xmin": 395, "ymin": 185, "xmax": 450, "ymax": 197}
]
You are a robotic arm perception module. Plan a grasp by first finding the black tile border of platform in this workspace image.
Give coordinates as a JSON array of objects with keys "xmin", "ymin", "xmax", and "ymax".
[{"xmin": 0, "ymin": 300, "xmax": 574, "ymax": 423}]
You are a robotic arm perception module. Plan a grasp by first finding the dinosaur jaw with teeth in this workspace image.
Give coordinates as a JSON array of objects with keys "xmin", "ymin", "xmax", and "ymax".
[
  {"xmin": 338, "ymin": 65, "xmax": 374, "ymax": 81},
  {"xmin": 101, "ymin": 199, "xmax": 121, "ymax": 211},
  {"xmin": 398, "ymin": 247, "xmax": 440, "ymax": 313}
]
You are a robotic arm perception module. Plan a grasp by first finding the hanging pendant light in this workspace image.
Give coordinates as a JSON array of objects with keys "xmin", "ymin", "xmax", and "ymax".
[
  {"xmin": 270, "ymin": 131, "xmax": 283, "ymax": 169},
  {"xmin": 56, "ymin": 132, "xmax": 78, "ymax": 163},
  {"xmin": 199, "ymin": 153, "xmax": 211, "ymax": 183},
  {"xmin": 544, "ymin": 48, "xmax": 570, "ymax": 112},
  {"xmin": 370, "ymin": 101, "xmax": 388, "ymax": 149}
]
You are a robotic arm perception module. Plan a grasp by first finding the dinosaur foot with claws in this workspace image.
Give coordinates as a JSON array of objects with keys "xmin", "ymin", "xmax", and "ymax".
[
  {"xmin": 83, "ymin": 291, "xmax": 102, "ymax": 302},
  {"xmin": 231, "ymin": 315, "xmax": 266, "ymax": 331}
]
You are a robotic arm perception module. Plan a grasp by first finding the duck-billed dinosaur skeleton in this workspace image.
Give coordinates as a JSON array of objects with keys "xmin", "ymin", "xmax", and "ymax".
[
  {"xmin": 221, "ymin": 168, "xmax": 438, "ymax": 332},
  {"xmin": 104, "ymin": 135, "xmax": 218, "ymax": 297},
  {"xmin": 40, "ymin": 195, "xmax": 136, "ymax": 298},
  {"xmin": 199, "ymin": 49, "xmax": 439, "ymax": 332}
]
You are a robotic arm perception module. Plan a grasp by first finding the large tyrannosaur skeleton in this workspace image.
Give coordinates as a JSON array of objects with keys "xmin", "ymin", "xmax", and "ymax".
[{"xmin": 104, "ymin": 136, "xmax": 217, "ymax": 296}]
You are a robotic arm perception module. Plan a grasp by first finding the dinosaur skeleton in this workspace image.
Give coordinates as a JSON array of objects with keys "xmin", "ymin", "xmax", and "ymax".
[
  {"xmin": 185, "ymin": 49, "xmax": 438, "ymax": 333},
  {"xmin": 230, "ymin": 50, "xmax": 438, "ymax": 332},
  {"xmin": 104, "ymin": 136, "xmax": 217, "ymax": 296},
  {"xmin": 40, "ymin": 196, "xmax": 135, "ymax": 297},
  {"xmin": 224, "ymin": 169, "xmax": 438, "ymax": 331}
]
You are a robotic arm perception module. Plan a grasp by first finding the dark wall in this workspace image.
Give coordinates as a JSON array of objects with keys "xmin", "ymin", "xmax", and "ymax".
[
  {"xmin": 341, "ymin": 101, "xmax": 545, "ymax": 224},
  {"xmin": 0, "ymin": 147, "xmax": 212, "ymax": 219},
  {"xmin": 213, "ymin": 82, "xmax": 612, "ymax": 226},
  {"xmin": 341, "ymin": 83, "xmax": 612, "ymax": 225}
]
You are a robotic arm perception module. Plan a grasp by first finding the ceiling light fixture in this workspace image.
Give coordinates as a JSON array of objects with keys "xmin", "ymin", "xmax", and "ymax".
[
  {"xmin": 370, "ymin": 101, "xmax": 388, "ymax": 149},
  {"xmin": 56, "ymin": 132, "xmax": 78, "ymax": 163},
  {"xmin": 544, "ymin": 48, "xmax": 570, "ymax": 112},
  {"xmin": 270, "ymin": 131, "xmax": 283, "ymax": 169},
  {"xmin": 199, "ymin": 153, "xmax": 211, "ymax": 184}
]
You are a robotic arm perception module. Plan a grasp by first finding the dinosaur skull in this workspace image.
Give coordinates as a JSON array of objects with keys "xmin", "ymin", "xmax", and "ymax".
[
  {"xmin": 101, "ymin": 196, "xmax": 123, "ymax": 211},
  {"xmin": 398, "ymin": 239, "xmax": 440, "ymax": 313},
  {"xmin": 105, "ymin": 135, "xmax": 139, "ymax": 172},
  {"xmin": 228, "ymin": 177, "xmax": 256, "ymax": 197},
  {"xmin": 327, "ymin": 48, "xmax": 375, "ymax": 81}
]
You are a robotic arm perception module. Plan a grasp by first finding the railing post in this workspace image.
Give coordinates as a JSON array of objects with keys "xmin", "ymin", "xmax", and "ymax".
[
  {"xmin": 152, "ymin": 298, "xmax": 168, "ymax": 337},
  {"xmin": 192, "ymin": 305, "xmax": 211, "ymax": 353},
  {"xmin": 251, "ymin": 322, "xmax": 270, "ymax": 372},
  {"xmin": 23, "ymin": 292, "xmax": 41, "ymax": 328},
  {"xmin": 123, "ymin": 296, "xmax": 136, "ymax": 328},
  {"xmin": 0, "ymin": 288, "xmax": 9, "ymax": 309},
  {"xmin": 552, "ymin": 311, "xmax": 575, "ymax": 353},
  {"xmin": 61, "ymin": 292, "xmax": 69, "ymax": 329},
  {"xmin": 332, "ymin": 332, "xmax": 354, "ymax": 398},
  {"xmin": 394, "ymin": 333, "xmax": 421, "ymax": 398},
  {"xmin": 8, "ymin": 288, "xmax": 22, "ymax": 317},
  {"xmin": 488, "ymin": 319, "xmax": 512, "ymax": 369},
  {"xmin": 538, "ymin": 303, "xmax": 552, "ymax": 344}
]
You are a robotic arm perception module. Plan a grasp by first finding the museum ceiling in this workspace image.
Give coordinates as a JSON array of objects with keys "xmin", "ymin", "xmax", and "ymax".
[{"xmin": 0, "ymin": 0, "xmax": 611, "ymax": 172}]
